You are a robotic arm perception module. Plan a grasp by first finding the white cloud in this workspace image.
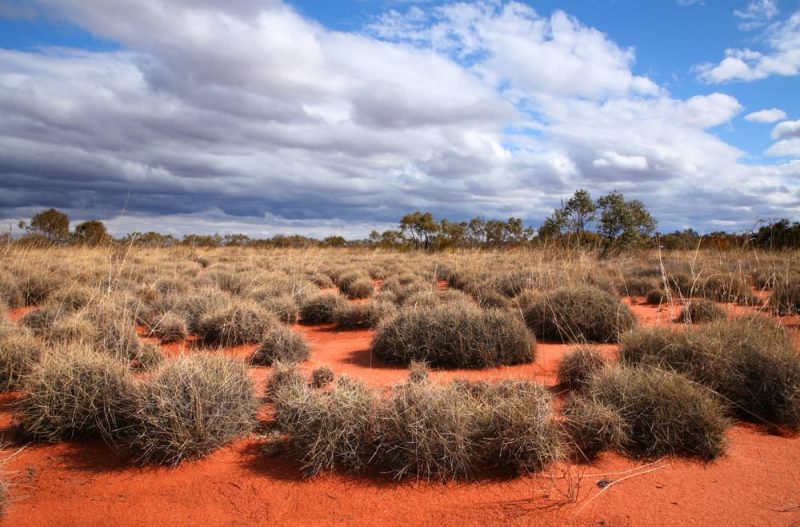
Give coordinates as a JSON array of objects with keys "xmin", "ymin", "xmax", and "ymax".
[
  {"xmin": 734, "ymin": 0, "xmax": 779, "ymax": 30},
  {"xmin": 593, "ymin": 152, "xmax": 649, "ymax": 171},
  {"xmin": 0, "ymin": 0, "xmax": 798, "ymax": 235},
  {"xmin": 767, "ymin": 138, "xmax": 800, "ymax": 157},
  {"xmin": 772, "ymin": 119, "xmax": 800, "ymax": 139},
  {"xmin": 697, "ymin": 11, "xmax": 800, "ymax": 82},
  {"xmin": 745, "ymin": 108, "xmax": 787, "ymax": 122}
]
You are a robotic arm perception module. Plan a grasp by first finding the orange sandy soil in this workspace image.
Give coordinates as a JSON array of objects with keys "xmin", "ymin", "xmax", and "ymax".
[{"xmin": 2, "ymin": 299, "xmax": 800, "ymax": 526}]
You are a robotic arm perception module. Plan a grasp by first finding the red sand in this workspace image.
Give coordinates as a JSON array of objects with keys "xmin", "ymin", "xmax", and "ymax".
[{"xmin": 2, "ymin": 300, "xmax": 800, "ymax": 526}]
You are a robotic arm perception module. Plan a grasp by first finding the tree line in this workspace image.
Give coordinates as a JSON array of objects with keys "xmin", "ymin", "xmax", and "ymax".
[{"xmin": 5, "ymin": 192, "xmax": 800, "ymax": 251}]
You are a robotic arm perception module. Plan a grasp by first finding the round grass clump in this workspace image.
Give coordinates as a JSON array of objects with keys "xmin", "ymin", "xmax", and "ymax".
[
  {"xmin": 772, "ymin": 276, "xmax": 800, "ymax": 315},
  {"xmin": 521, "ymin": 286, "xmax": 636, "ymax": 343},
  {"xmin": 197, "ymin": 301, "xmax": 278, "ymax": 346},
  {"xmin": 263, "ymin": 295, "xmax": 299, "ymax": 324},
  {"xmin": 311, "ymin": 365, "xmax": 334, "ymax": 388},
  {"xmin": 562, "ymin": 396, "xmax": 627, "ymax": 462},
  {"xmin": 621, "ymin": 318, "xmax": 800, "ymax": 429},
  {"xmin": 678, "ymin": 299, "xmax": 726, "ymax": 324},
  {"xmin": 127, "ymin": 355, "xmax": 257, "ymax": 465},
  {"xmin": 372, "ymin": 303, "xmax": 534, "ymax": 368},
  {"xmin": 0, "ymin": 329, "xmax": 43, "ymax": 391},
  {"xmin": 251, "ymin": 326, "xmax": 310, "ymax": 365},
  {"xmin": 334, "ymin": 302, "xmax": 396, "ymax": 330},
  {"xmin": 149, "ymin": 313, "xmax": 188, "ymax": 343},
  {"xmin": 341, "ymin": 278, "xmax": 374, "ymax": 300},
  {"xmin": 645, "ymin": 288, "xmax": 666, "ymax": 305},
  {"xmin": 299, "ymin": 293, "xmax": 348, "ymax": 324},
  {"xmin": 15, "ymin": 348, "xmax": 135, "ymax": 443},
  {"xmin": 588, "ymin": 366, "xmax": 728, "ymax": 460},
  {"xmin": 558, "ymin": 347, "xmax": 606, "ymax": 390}
]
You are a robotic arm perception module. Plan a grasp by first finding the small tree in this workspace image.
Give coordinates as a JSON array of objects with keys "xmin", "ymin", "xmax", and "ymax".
[
  {"xmin": 74, "ymin": 220, "xmax": 110, "ymax": 246},
  {"xmin": 596, "ymin": 191, "xmax": 656, "ymax": 253},
  {"xmin": 29, "ymin": 208, "xmax": 70, "ymax": 243},
  {"xmin": 400, "ymin": 211, "xmax": 438, "ymax": 250}
]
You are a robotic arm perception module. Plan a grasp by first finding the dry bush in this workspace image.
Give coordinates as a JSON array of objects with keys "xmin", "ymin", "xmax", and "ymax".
[
  {"xmin": 480, "ymin": 381, "xmax": 561, "ymax": 474},
  {"xmin": 47, "ymin": 285, "xmax": 97, "ymax": 312},
  {"xmin": 262, "ymin": 295, "xmax": 298, "ymax": 324},
  {"xmin": 645, "ymin": 288, "xmax": 666, "ymax": 305},
  {"xmin": 0, "ymin": 273, "xmax": 23, "ymax": 309},
  {"xmin": 20, "ymin": 307, "xmax": 61, "ymax": 336},
  {"xmin": 699, "ymin": 273, "xmax": 759, "ymax": 305},
  {"xmin": 15, "ymin": 348, "xmax": 135, "ymax": 443},
  {"xmin": 0, "ymin": 329, "xmax": 43, "ymax": 391},
  {"xmin": 197, "ymin": 300, "xmax": 278, "ymax": 346},
  {"xmin": 299, "ymin": 293, "xmax": 348, "ymax": 324},
  {"xmin": 772, "ymin": 275, "xmax": 800, "ymax": 315},
  {"xmin": 678, "ymin": 299, "xmax": 726, "ymax": 324},
  {"xmin": 378, "ymin": 380, "xmax": 559, "ymax": 479},
  {"xmin": 408, "ymin": 360, "xmax": 429, "ymax": 383},
  {"xmin": 251, "ymin": 325, "xmax": 310, "ymax": 365},
  {"xmin": 558, "ymin": 347, "xmax": 606, "ymax": 390},
  {"xmin": 127, "ymin": 355, "xmax": 257, "ymax": 465},
  {"xmin": 562, "ymin": 395, "xmax": 627, "ymax": 462},
  {"xmin": 48, "ymin": 313, "xmax": 98, "ymax": 345},
  {"xmin": 266, "ymin": 361, "xmax": 307, "ymax": 400},
  {"xmin": 589, "ymin": 366, "xmax": 728, "ymax": 460},
  {"xmin": 95, "ymin": 316, "xmax": 145, "ymax": 362},
  {"xmin": 334, "ymin": 302, "xmax": 396, "ymax": 330},
  {"xmin": 273, "ymin": 376, "xmax": 378, "ymax": 476},
  {"xmin": 621, "ymin": 318, "xmax": 800, "ymax": 429},
  {"xmin": 521, "ymin": 286, "xmax": 636, "ymax": 343},
  {"xmin": 341, "ymin": 278, "xmax": 374, "ymax": 300},
  {"xmin": 621, "ymin": 277, "xmax": 660, "ymax": 297},
  {"xmin": 131, "ymin": 343, "xmax": 164, "ymax": 371},
  {"xmin": 372, "ymin": 303, "xmax": 534, "ymax": 368},
  {"xmin": 311, "ymin": 365, "xmax": 334, "ymax": 388},
  {"xmin": 149, "ymin": 313, "xmax": 188, "ymax": 342},
  {"xmin": 16, "ymin": 274, "xmax": 59, "ymax": 306}
]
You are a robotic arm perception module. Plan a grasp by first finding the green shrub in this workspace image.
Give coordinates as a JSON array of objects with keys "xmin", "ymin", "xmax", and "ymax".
[
  {"xmin": 521, "ymin": 286, "xmax": 636, "ymax": 343},
  {"xmin": 299, "ymin": 293, "xmax": 348, "ymax": 324},
  {"xmin": 251, "ymin": 326, "xmax": 310, "ymax": 365},
  {"xmin": 15, "ymin": 348, "xmax": 135, "ymax": 443},
  {"xmin": 372, "ymin": 303, "xmax": 534, "ymax": 368},
  {"xmin": 562, "ymin": 396, "xmax": 627, "ymax": 461},
  {"xmin": 127, "ymin": 355, "xmax": 257, "ymax": 464},
  {"xmin": 589, "ymin": 366, "xmax": 728, "ymax": 460},
  {"xmin": 558, "ymin": 347, "xmax": 605, "ymax": 389}
]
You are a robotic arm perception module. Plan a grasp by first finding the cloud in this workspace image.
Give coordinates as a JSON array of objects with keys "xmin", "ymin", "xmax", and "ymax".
[
  {"xmin": 734, "ymin": 0, "xmax": 779, "ymax": 30},
  {"xmin": 696, "ymin": 11, "xmax": 800, "ymax": 82},
  {"xmin": 772, "ymin": 119, "xmax": 800, "ymax": 139},
  {"xmin": 745, "ymin": 108, "xmax": 787, "ymax": 122},
  {"xmin": 592, "ymin": 152, "xmax": 649, "ymax": 171},
  {"xmin": 0, "ymin": 0, "xmax": 798, "ymax": 237},
  {"xmin": 0, "ymin": 0, "xmax": 37, "ymax": 21}
]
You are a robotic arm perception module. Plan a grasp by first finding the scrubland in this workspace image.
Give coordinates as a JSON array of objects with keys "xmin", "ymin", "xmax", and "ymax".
[{"xmin": 0, "ymin": 244, "xmax": 799, "ymax": 525}]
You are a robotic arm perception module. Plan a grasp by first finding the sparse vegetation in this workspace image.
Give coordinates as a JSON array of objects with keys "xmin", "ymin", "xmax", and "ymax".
[
  {"xmin": 521, "ymin": 286, "xmax": 636, "ymax": 343},
  {"xmin": 589, "ymin": 366, "xmax": 728, "ymax": 460},
  {"xmin": 251, "ymin": 325, "xmax": 310, "ymax": 365},
  {"xmin": 372, "ymin": 303, "xmax": 534, "ymax": 368},
  {"xmin": 15, "ymin": 348, "xmax": 135, "ymax": 443},
  {"xmin": 127, "ymin": 355, "xmax": 258, "ymax": 465}
]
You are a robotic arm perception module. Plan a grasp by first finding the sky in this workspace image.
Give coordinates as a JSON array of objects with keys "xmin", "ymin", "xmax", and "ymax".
[{"xmin": 0, "ymin": 0, "xmax": 799, "ymax": 239}]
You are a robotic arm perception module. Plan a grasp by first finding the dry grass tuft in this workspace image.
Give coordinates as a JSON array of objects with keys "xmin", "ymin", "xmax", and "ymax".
[
  {"xmin": 127, "ymin": 355, "xmax": 257, "ymax": 465},
  {"xmin": 558, "ymin": 347, "xmax": 606, "ymax": 390},
  {"xmin": 521, "ymin": 286, "xmax": 636, "ymax": 343},
  {"xmin": 372, "ymin": 303, "xmax": 534, "ymax": 368},
  {"xmin": 251, "ymin": 326, "xmax": 310, "ymax": 365},
  {"xmin": 0, "ymin": 329, "xmax": 44, "ymax": 391},
  {"xmin": 299, "ymin": 293, "xmax": 348, "ymax": 324},
  {"xmin": 562, "ymin": 395, "xmax": 627, "ymax": 462}
]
